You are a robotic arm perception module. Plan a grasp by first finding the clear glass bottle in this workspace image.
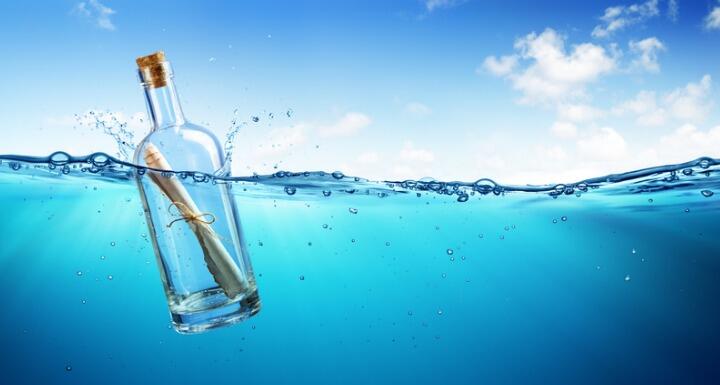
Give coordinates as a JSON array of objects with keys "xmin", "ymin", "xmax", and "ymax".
[{"xmin": 133, "ymin": 51, "xmax": 260, "ymax": 333}]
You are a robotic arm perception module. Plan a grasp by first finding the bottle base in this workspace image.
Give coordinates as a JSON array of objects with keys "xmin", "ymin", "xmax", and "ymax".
[{"xmin": 170, "ymin": 288, "xmax": 260, "ymax": 334}]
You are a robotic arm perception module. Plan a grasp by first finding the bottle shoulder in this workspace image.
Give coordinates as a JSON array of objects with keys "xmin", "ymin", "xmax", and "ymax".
[{"xmin": 134, "ymin": 122, "xmax": 226, "ymax": 174}]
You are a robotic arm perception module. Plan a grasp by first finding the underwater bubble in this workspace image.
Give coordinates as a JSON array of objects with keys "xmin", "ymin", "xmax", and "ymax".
[
  {"xmin": 100, "ymin": 255, "xmax": 106, "ymax": 260},
  {"xmin": 699, "ymin": 159, "xmax": 711, "ymax": 169},
  {"xmin": 478, "ymin": 234, "xmax": 484, "ymax": 239},
  {"xmin": 322, "ymin": 224, "xmax": 329, "ymax": 229},
  {"xmin": 251, "ymin": 116, "xmax": 260, "ymax": 123},
  {"xmin": 407, "ymin": 311, "xmax": 413, "ymax": 316},
  {"xmin": 684, "ymin": 208, "xmax": 690, "ymax": 213},
  {"xmin": 81, "ymin": 299, "xmax": 87, "ymax": 304},
  {"xmin": 449, "ymin": 256, "xmax": 455, "ymax": 261},
  {"xmin": 437, "ymin": 309, "xmax": 443, "ymax": 316},
  {"xmin": 49, "ymin": 151, "xmax": 71, "ymax": 166},
  {"xmin": 351, "ymin": 238, "xmax": 356, "ymax": 243},
  {"xmin": 682, "ymin": 168, "xmax": 693, "ymax": 176},
  {"xmin": 561, "ymin": 216, "xmax": 567, "ymax": 222},
  {"xmin": 385, "ymin": 241, "xmax": 391, "ymax": 246},
  {"xmin": 208, "ymin": 57, "xmax": 216, "ymax": 62},
  {"xmin": 624, "ymin": 275, "xmax": 631, "ymax": 282},
  {"xmin": 322, "ymin": 190, "xmax": 332, "ymax": 197},
  {"xmin": 284, "ymin": 186, "xmax": 297, "ymax": 195},
  {"xmin": 441, "ymin": 273, "xmax": 447, "ymax": 278},
  {"xmin": 299, "ymin": 275, "xmax": 305, "ymax": 281},
  {"xmin": 10, "ymin": 162, "xmax": 21, "ymax": 171},
  {"xmin": 552, "ymin": 219, "xmax": 558, "ymax": 224},
  {"xmin": 461, "ymin": 255, "xmax": 466, "ymax": 260},
  {"xmin": 446, "ymin": 249, "xmax": 454, "ymax": 255},
  {"xmin": 632, "ymin": 248, "xmax": 636, "ymax": 254},
  {"xmin": 76, "ymin": 271, "xmax": 83, "ymax": 276},
  {"xmin": 331, "ymin": 171, "xmax": 344, "ymax": 179},
  {"xmin": 110, "ymin": 241, "xmax": 116, "ymax": 247},
  {"xmin": 504, "ymin": 225, "xmax": 510, "ymax": 231},
  {"xmin": 65, "ymin": 364, "xmax": 72, "ymax": 372},
  {"xmin": 136, "ymin": 167, "xmax": 146, "ymax": 176},
  {"xmin": 648, "ymin": 198, "xmax": 653, "ymax": 203},
  {"xmin": 349, "ymin": 207, "xmax": 358, "ymax": 214},
  {"xmin": 107, "ymin": 275, "xmax": 113, "ymax": 280},
  {"xmin": 701, "ymin": 190, "xmax": 714, "ymax": 197},
  {"xmin": 457, "ymin": 194, "xmax": 469, "ymax": 202},
  {"xmin": 258, "ymin": 241, "xmax": 264, "ymax": 246}
]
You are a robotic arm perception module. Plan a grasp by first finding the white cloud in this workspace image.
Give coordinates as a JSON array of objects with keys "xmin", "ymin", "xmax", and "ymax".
[
  {"xmin": 356, "ymin": 151, "xmax": 381, "ymax": 164},
  {"xmin": 425, "ymin": 0, "xmax": 466, "ymax": 12},
  {"xmin": 404, "ymin": 102, "xmax": 432, "ymax": 116},
  {"xmin": 576, "ymin": 127, "xmax": 628, "ymax": 161},
  {"xmin": 704, "ymin": 4, "xmax": 720, "ymax": 30},
  {"xmin": 629, "ymin": 37, "xmax": 665, "ymax": 72},
  {"xmin": 73, "ymin": 0, "xmax": 116, "ymax": 31},
  {"xmin": 556, "ymin": 103, "xmax": 604, "ymax": 122},
  {"xmin": 614, "ymin": 75, "xmax": 713, "ymax": 126},
  {"xmin": 664, "ymin": 75, "xmax": 713, "ymax": 122},
  {"xmin": 592, "ymin": 0, "xmax": 660, "ymax": 38},
  {"xmin": 550, "ymin": 121, "xmax": 578, "ymax": 139},
  {"xmin": 482, "ymin": 55, "xmax": 518, "ymax": 76},
  {"xmin": 318, "ymin": 112, "xmax": 371, "ymax": 137},
  {"xmin": 667, "ymin": 0, "xmax": 678, "ymax": 22},
  {"xmin": 508, "ymin": 29, "xmax": 616, "ymax": 104},
  {"xmin": 399, "ymin": 141, "xmax": 435, "ymax": 162},
  {"xmin": 658, "ymin": 124, "xmax": 720, "ymax": 161},
  {"xmin": 535, "ymin": 144, "xmax": 568, "ymax": 161}
]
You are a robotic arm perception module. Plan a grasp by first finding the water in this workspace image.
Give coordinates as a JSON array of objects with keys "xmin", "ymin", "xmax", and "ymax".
[{"xmin": 1, "ymin": 153, "xmax": 720, "ymax": 384}]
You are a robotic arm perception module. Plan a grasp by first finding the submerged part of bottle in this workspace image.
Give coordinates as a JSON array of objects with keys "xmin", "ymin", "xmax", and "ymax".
[{"xmin": 133, "ymin": 51, "xmax": 260, "ymax": 334}]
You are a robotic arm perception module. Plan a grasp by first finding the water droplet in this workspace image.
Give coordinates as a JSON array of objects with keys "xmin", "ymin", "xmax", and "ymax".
[
  {"xmin": 299, "ymin": 275, "xmax": 305, "ymax": 281},
  {"xmin": 348, "ymin": 207, "xmax": 358, "ymax": 214},
  {"xmin": 332, "ymin": 171, "xmax": 344, "ymax": 179},
  {"xmin": 284, "ymin": 186, "xmax": 297, "ymax": 195},
  {"xmin": 701, "ymin": 190, "xmax": 714, "ymax": 197},
  {"xmin": 699, "ymin": 159, "xmax": 711, "ymax": 169},
  {"xmin": 446, "ymin": 248, "xmax": 454, "ymax": 255}
]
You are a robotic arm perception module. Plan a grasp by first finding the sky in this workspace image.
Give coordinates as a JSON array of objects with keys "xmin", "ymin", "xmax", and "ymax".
[{"xmin": 0, "ymin": 0, "xmax": 719, "ymax": 184}]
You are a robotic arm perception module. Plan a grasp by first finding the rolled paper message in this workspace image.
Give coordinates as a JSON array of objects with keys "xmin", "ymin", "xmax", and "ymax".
[{"xmin": 143, "ymin": 143, "xmax": 248, "ymax": 299}]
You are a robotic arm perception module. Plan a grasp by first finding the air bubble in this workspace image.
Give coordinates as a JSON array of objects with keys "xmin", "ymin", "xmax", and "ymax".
[
  {"xmin": 107, "ymin": 275, "xmax": 113, "ymax": 280},
  {"xmin": 76, "ymin": 271, "xmax": 83, "ymax": 276},
  {"xmin": 624, "ymin": 275, "xmax": 631, "ymax": 282},
  {"xmin": 299, "ymin": 275, "xmax": 305, "ymax": 281},
  {"xmin": 332, "ymin": 171, "xmax": 344, "ymax": 179},
  {"xmin": 90, "ymin": 153, "xmax": 109, "ymax": 167},
  {"xmin": 284, "ymin": 186, "xmax": 297, "ymax": 195},
  {"xmin": 322, "ymin": 190, "xmax": 332, "ymax": 197},
  {"xmin": 457, "ymin": 194, "xmax": 469, "ymax": 202},
  {"xmin": 446, "ymin": 249, "xmax": 453, "ymax": 255},
  {"xmin": 701, "ymin": 190, "xmax": 714, "ymax": 197},
  {"xmin": 561, "ymin": 216, "xmax": 567, "ymax": 221},
  {"xmin": 348, "ymin": 207, "xmax": 358, "ymax": 214},
  {"xmin": 49, "ymin": 151, "xmax": 71, "ymax": 166}
]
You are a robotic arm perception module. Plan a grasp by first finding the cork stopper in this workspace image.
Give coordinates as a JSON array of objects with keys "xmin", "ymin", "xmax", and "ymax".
[{"xmin": 136, "ymin": 51, "xmax": 169, "ymax": 88}]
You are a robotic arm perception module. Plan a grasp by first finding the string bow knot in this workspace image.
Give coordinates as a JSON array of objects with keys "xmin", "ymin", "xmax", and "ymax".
[{"xmin": 167, "ymin": 202, "xmax": 216, "ymax": 228}]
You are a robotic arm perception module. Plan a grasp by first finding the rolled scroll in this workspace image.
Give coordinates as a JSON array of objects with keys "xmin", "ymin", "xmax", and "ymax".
[{"xmin": 143, "ymin": 143, "xmax": 247, "ymax": 299}]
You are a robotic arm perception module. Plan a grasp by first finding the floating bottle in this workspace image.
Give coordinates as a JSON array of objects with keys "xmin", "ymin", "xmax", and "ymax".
[{"xmin": 133, "ymin": 51, "xmax": 260, "ymax": 333}]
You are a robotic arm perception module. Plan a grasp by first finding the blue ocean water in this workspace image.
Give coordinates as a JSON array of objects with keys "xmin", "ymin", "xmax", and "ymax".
[{"xmin": 1, "ymin": 153, "xmax": 719, "ymax": 385}]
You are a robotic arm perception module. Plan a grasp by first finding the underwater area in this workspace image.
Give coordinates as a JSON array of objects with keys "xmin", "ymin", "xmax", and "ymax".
[{"xmin": 1, "ymin": 152, "xmax": 719, "ymax": 384}]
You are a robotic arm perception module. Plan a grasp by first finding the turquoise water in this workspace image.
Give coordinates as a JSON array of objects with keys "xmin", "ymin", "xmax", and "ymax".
[{"xmin": 1, "ymin": 153, "xmax": 719, "ymax": 384}]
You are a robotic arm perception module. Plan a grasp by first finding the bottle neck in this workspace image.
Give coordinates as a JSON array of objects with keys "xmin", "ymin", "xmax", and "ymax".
[{"xmin": 143, "ymin": 79, "xmax": 186, "ymax": 130}]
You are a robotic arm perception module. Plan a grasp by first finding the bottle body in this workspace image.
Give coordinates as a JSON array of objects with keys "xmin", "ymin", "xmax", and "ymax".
[{"xmin": 134, "ymin": 52, "xmax": 259, "ymax": 333}]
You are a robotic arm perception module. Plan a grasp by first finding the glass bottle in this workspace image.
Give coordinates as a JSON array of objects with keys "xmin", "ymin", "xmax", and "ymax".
[{"xmin": 133, "ymin": 51, "xmax": 260, "ymax": 333}]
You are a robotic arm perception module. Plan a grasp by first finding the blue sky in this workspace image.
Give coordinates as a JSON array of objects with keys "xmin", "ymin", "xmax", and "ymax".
[{"xmin": 1, "ymin": 0, "xmax": 719, "ymax": 183}]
